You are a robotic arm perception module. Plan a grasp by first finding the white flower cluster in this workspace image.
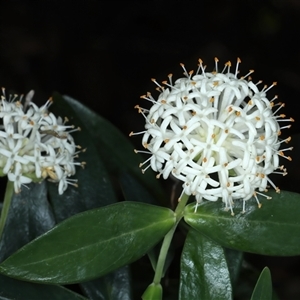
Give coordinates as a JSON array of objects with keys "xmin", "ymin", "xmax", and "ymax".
[
  {"xmin": 131, "ymin": 58, "xmax": 293, "ymax": 214},
  {"xmin": 0, "ymin": 89, "xmax": 84, "ymax": 194}
]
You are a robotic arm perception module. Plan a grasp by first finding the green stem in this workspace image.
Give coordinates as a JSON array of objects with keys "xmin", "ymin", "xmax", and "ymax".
[
  {"xmin": 0, "ymin": 181, "xmax": 14, "ymax": 239},
  {"xmin": 153, "ymin": 193, "xmax": 190, "ymax": 284}
]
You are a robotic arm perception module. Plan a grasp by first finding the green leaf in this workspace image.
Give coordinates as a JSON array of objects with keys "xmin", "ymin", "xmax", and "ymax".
[
  {"xmin": 49, "ymin": 93, "xmax": 117, "ymax": 222},
  {"xmin": 0, "ymin": 202, "xmax": 175, "ymax": 284},
  {"xmin": 183, "ymin": 190, "xmax": 300, "ymax": 256},
  {"xmin": 179, "ymin": 228, "xmax": 232, "ymax": 300},
  {"xmin": 0, "ymin": 181, "xmax": 55, "ymax": 262},
  {"xmin": 250, "ymin": 267, "xmax": 272, "ymax": 300},
  {"xmin": 0, "ymin": 274, "xmax": 87, "ymax": 300},
  {"xmin": 48, "ymin": 94, "xmax": 128, "ymax": 299},
  {"xmin": 61, "ymin": 95, "xmax": 165, "ymax": 203},
  {"xmin": 224, "ymin": 248, "xmax": 243, "ymax": 286},
  {"xmin": 80, "ymin": 266, "xmax": 132, "ymax": 300}
]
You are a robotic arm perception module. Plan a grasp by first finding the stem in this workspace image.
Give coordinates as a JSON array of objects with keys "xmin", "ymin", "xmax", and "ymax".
[
  {"xmin": 0, "ymin": 181, "xmax": 14, "ymax": 239},
  {"xmin": 153, "ymin": 193, "xmax": 189, "ymax": 284}
]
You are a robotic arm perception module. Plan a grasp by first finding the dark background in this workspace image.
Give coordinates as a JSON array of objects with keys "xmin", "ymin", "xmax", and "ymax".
[{"xmin": 0, "ymin": 0, "xmax": 299, "ymax": 298}]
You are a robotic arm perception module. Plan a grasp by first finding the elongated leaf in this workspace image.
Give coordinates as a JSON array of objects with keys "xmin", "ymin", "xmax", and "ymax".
[
  {"xmin": 61, "ymin": 95, "xmax": 165, "ymax": 203},
  {"xmin": 50, "ymin": 94, "xmax": 129, "ymax": 300},
  {"xmin": 0, "ymin": 274, "xmax": 87, "ymax": 300},
  {"xmin": 224, "ymin": 248, "xmax": 243, "ymax": 286},
  {"xmin": 184, "ymin": 190, "xmax": 300, "ymax": 256},
  {"xmin": 49, "ymin": 94, "xmax": 117, "ymax": 222},
  {"xmin": 0, "ymin": 181, "xmax": 55, "ymax": 262},
  {"xmin": 80, "ymin": 266, "xmax": 132, "ymax": 300},
  {"xmin": 179, "ymin": 228, "xmax": 232, "ymax": 300},
  {"xmin": 0, "ymin": 202, "xmax": 175, "ymax": 284},
  {"xmin": 250, "ymin": 267, "xmax": 272, "ymax": 300}
]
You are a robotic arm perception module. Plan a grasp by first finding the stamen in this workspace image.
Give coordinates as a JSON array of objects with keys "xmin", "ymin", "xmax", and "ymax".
[
  {"xmin": 168, "ymin": 73, "xmax": 173, "ymax": 85},
  {"xmin": 151, "ymin": 78, "xmax": 164, "ymax": 92},
  {"xmin": 222, "ymin": 61, "xmax": 231, "ymax": 73},
  {"xmin": 180, "ymin": 63, "xmax": 189, "ymax": 77},
  {"xmin": 140, "ymin": 93, "xmax": 157, "ymax": 104},
  {"xmin": 129, "ymin": 131, "xmax": 146, "ymax": 136},
  {"xmin": 196, "ymin": 59, "xmax": 206, "ymax": 77},
  {"xmin": 264, "ymin": 82, "xmax": 277, "ymax": 93},
  {"xmin": 241, "ymin": 69, "xmax": 255, "ymax": 80},
  {"xmin": 214, "ymin": 57, "xmax": 219, "ymax": 73},
  {"xmin": 132, "ymin": 57, "xmax": 293, "ymax": 215},
  {"xmin": 234, "ymin": 57, "xmax": 241, "ymax": 78},
  {"xmin": 269, "ymin": 95, "xmax": 278, "ymax": 103},
  {"xmin": 273, "ymin": 102, "xmax": 285, "ymax": 115}
]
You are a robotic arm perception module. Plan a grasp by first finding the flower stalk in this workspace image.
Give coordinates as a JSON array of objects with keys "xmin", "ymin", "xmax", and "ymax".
[{"xmin": 153, "ymin": 193, "xmax": 189, "ymax": 285}]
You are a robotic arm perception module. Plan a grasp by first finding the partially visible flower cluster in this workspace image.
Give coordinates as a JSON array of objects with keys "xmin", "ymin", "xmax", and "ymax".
[
  {"xmin": 0, "ymin": 89, "xmax": 84, "ymax": 194},
  {"xmin": 131, "ymin": 58, "xmax": 293, "ymax": 214}
]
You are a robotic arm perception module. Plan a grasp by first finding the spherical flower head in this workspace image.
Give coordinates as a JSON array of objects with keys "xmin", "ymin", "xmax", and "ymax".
[
  {"xmin": 131, "ymin": 58, "xmax": 293, "ymax": 215},
  {"xmin": 0, "ymin": 89, "xmax": 85, "ymax": 194}
]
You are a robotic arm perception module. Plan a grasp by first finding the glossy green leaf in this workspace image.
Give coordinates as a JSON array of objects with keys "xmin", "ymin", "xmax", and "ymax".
[
  {"xmin": 61, "ymin": 95, "xmax": 165, "ymax": 203},
  {"xmin": 184, "ymin": 190, "xmax": 300, "ymax": 256},
  {"xmin": 0, "ymin": 181, "xmax": 55, "ymax": 262},
  {"xmin": 0, "ymin": 202, "xmax": 175, "ymax": 284},
  {"xmin": 80, "ymin": 266, "xmax": 132, "ymax": 300},
  {"xmin": 50, "ymin": 94, "xmax": 129, "ymax": 299},
  {"xmin": 0, "ymin": 274, "xmax": 87, "ymax": 300},
  {"xmin": 250, "ymin": 267, "xmax": 272, "ymax": 300},
  {"xmin": 224, "ymin": 248, "xmax": 243, "ymax": 286},
  {"xmin": 179, "ymin": 228, "xmax": 232, "ymax": 300},
  {"xmin": 49, "ymin": 93, "xmax": 117, "ymax": 222},
  {"xmin": 142, "ymin": 283, "xmax": 162, "ymax": 300}
]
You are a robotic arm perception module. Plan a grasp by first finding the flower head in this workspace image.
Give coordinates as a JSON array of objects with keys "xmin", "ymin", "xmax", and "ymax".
[
  {"xmin": 131, "ymin": 58, "xmax": 293, "ymax": 215},
  {"xmin": 0, "ymin": 89, "xmax": 85, "ymax": 194}
]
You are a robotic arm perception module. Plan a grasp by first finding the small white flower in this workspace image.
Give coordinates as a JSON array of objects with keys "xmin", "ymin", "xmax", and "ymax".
[
  {"xmin": 0, "ymin": 89, "xmax": 85, "ymax": 194},
  {"xmin": 131, "ymin": 58, "xmax": 293, "ymax": 215},
  {"xmin": 7, "ymin": 162, "xmax": 32, "ymax": 193}
]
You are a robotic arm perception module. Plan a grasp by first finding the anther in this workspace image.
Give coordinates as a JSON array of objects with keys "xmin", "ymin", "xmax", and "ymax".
[{"xmin": 214, "ymin": 57, "xmax": 219, "ymax": 73}]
